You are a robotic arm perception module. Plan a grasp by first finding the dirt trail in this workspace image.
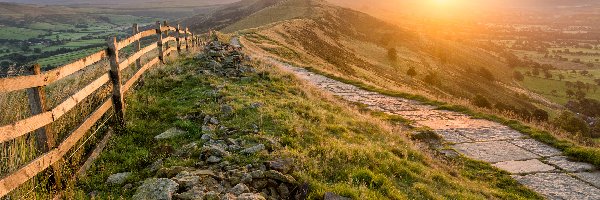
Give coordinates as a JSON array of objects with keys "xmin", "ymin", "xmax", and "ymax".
[{"xmin": 240, "ymin": 36, "xmax": 600, "ymax": 198}]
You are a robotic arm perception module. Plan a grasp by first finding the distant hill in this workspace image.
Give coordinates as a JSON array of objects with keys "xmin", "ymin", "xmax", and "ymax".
[
  {"xmin": 236, "ymin": 0, "xmax": 546, "ymax": 112},
  {"xmin": 184, "ymin": 0, "xmax": 282, "ymax": 33},
  {"xmin": 0, "ymin": 0, "xmax": 239, "ymax": 7}
]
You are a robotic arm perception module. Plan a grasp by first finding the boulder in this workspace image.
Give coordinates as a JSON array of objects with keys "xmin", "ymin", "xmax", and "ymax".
[
  {"xmin": 132, "ymin": 178, "xmax": 179, "ymax": 200},
  {"xmin": 106, "ymin": 172, "xmax": 132, "ymax": 185},
  {"xmin": 157, "ymin": 166, "xmax": 194, "ymax": 178},
  {"xmin": 229, "ymin": 183, "xmax": 250, "ymax": 195},
  {"xmin": 155, "ymin": 128, "xmax": 186, "ymax": 140},
  {"xmin": 207, "ymin": 156, "xmax": 222, "ymax": 163},
  {"xmin": 172, "ymin": 171, "xmax": 200, "ymax": 189},
  {"xmin": 264, "ymin": 170, "xmax": 296, "ymax": 184},
  {"xmin": 266, "ymin": 158, "xmax": 294, "ymax": 174},
  {"xmin": 240, "ymin": 144, "xmax": 265, "ymax": 154},
  {"xmin": 174, "ymin": 186, "xmax": 205, "ymax": 200}
]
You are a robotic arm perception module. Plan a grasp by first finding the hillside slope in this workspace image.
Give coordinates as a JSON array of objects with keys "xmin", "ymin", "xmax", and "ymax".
[
  {"xmin": 236, "ymin": 0, "xmax": 545, "ymax": 115},
  {"xmin": 183, "ymin": 0, "xmax": 283, "ymax": 33}
]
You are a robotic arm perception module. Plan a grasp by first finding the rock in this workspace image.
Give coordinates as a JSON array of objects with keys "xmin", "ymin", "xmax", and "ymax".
[
  {"xmin": 123, "ymin": 183, "xmax": 134, "ymax": 190},
  {"xmin": 157, "ymin": 166, "xmax": 194, "ymax": 178},
  {"xmin": 202, "ymin": 145, "xmax": 231, "ymax": 157},
  {"xmin": 251, "ymin": 180, "xmax": 268, "ymax": 190},
  {"xmin": 241, "ymin": 173, "xmax": 253, "ymax": 183},
  {"xmin": 174, "ymin": 186, "xmax": 205, "ymax": 200},
  {"xmin": 221, "ymin": 105, "xmax": 234, "ymax": 115},
  {"xmin": 266, "ymin": 159, "xmax": 294, "ymax": 174},
  {"xmin": 172, "ymin": 172, "xmax": 200, "ymax": 189},
  {"xmin": 237, "ymin": 193, "xmax": 266, "ymax": 200},
  {"xmin": 250, "ymin": 102, "xmax": 262, "ymax": 109},
  {"xmin": 207, "ymin": 156, "xmax": 222, "ymax": 163},
  {"xmin": 240, "ymin": 144, "xmax": 265, "ymax": 154},
  {"xmin": 176, "ymin": 142, "xmax": 198, "ymax": 157},
  {"xmin": 155, "ymin": 128, "xmax": 186, "ymax": 140},
  {"xmin": 250, "ymin": 170, "xmax": 264, "ymax": 179},
  {"xmin": 106, "ymin": 172, "xmax": 132, "ymax": 185},
  {"xmin": 221, "ymin": 193, "xmax": 237, "ymax": 200},
  {"xmin": 230, "ymin": 183, "xmax": 250, "ymax": 195},
  {"xmin": 132, "ymin": 178, "xmax": 179, "ymax": 200},
  {"xmin": 324, "ymin": 192, "xmax": 351, "ymax": 200},
  {"xmin": 205, "ymin": 191, "xmax": 221, "ymax": 200},
  {"xmin": 190, "ymin": 169, "xmax": 217, "ymax": 178},
  {"xmin": 264, "ymin": 170, "xmax": 296, "ymax": 183},
  {"xmin": 210, "ymin": 117, "xmax": 220, "ymax": 125},
  {"xmin": 202, "ymin": 134, "xmax": 213, "ymax": 140},
  {"xmin": 148, "ymin": 159, "xmax": 164, "ymax": 172},
  {"xmin": 277, "ymin": 184, "xmax": 290, "ymax": 199}
]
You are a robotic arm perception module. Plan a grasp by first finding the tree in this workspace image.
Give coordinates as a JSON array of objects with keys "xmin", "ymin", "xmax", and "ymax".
[
  {"xmin": 407, "ymin": 67, "xmax": 417, "ymax": 77},
  {"xmin": 387, "ymin": 48, "xmax": 397, "ymax": 61},
  {"xmin": 513, "ymin": 71, "xmax": 524, "ymax": 81},
  {"xmin": 532, "ymin": 68, "xmax": 540, "ymax": 76},
  {"xmin": 544, "ymin": 71, "xmax": 553, "ymax": 79},
  {"xmin": 472, "ymin": 95, "xmax": 491, "ymax": 108}
]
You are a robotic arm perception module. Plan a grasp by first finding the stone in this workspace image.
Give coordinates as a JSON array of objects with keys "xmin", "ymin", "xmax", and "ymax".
[
  {"xmin": 172, "ymin": 172, "xmax": 200, "ymax": 189},
  {"xmin": 157, "ymin": 166, "xmax": 194, "ymax": 178},
  {"xmin": 205, "ymin": 191, "xmax": 221, "ymax": 200},
  {"xmin": 207, "ymin": 156, "xmax": 222, "ymax": 163},
  {"xmin": 176, "ymin": 142, "xmax": 198, "ymax": 157},
  {"xmin": 174, "ymin": 186, "xmax": 205, "ymax": 200},
  {"xmin": 221, "ymin": 193, "xmax": 237, "ymax": 200},
  {"xmin": 509, "ymin": 139, "xmax": 562, "ymax": 157},
  {"xmin": 264, "ymin": 170, "xmax": 296, "ymax": 183},
  {"xmin": 452, "ymin": 141, "xmax": 539, "ymax": 163},
  {"xmin": 250, "ymin": 170, "xmax": 265, "ymax": 179},
  {"xmin": 132, "ymin": 178, "xmax": 179, "ymax": 200},
  {"xmin": 324, "ymin": 192, "xmax": 351, "ymax": 200},
  {"xmin": 241, "ymin": 173, "xmax": 253, "ymax": 183},
  {"xmin": 492, "ymin": 159, "xmax": 555, "ymax": 174},
  {"xmin": 512, "ymin": 173, "xmax": 600, "ymax": 200},
  {"xmin": 155, "ymin": 128, "xmax": 187, "ymax": 139},
  {"xmin": 277, "ymin": 184, "xmax": 290, "ymax": 199},
  {"xmin": 574, "ymin": 171, "xmax": 600, "ymax": 188},
  {"xmin": 202, "ymin": 145, "xmax": 231, "ymax": 157},
  {"xmin": 230, "ymin": 183, "xmax": 250, "ymax": 195},
  {"xmin": 237, "ymin": 193, "xmax": 266, "ymax": 200},
  {"xmin": 250, "ymin": 102, "xmax": 262, "ymax": 109},
  {"xmin": 240, "ymin": 144, "xmax": 265, "ymax": 154},
  {"xmin": 149, "ymin": 159, "xmax": 164, "ymax": 172},
  {"xmin": 546, "ymin": 156, "xmax": 596, "ymax": 172},
  {"xmin": 266, "ymin": 158, "xmax": 294, "ymax": 174},
  {"xmin": 210, "ymin": 117, "xmax": 220, "ymax": 125},
  {"xmin": 202, "ymin": 134, "xmax": 213, "ymax": 140},
  {"xmin": 106, "ymin": 172, "xmax": 132, "ymax": 185},
  {"xmin": 221, "ymin": 105, "xmax": 234, "ymax": 115}
]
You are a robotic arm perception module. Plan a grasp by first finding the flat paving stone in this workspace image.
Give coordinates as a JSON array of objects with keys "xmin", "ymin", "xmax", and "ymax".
[
  {"xmin": 456, "ymin": 127, "xmax": 524, "ymax": 142},
  {"xmin": 434, "ymin": 130, "xmax": 473, "ymax": 144},
  {"xmin": 453, "ymin": 141, "xmax": 539, "ymax": 163},
  {"xmin": 574, "ymin": 172, "xmax": 600, "ymax": 188},
  {"xmin": 546, "ymin": 156, "xmax": 596, "ymax": 172},
  {"xmin": 512, "ymin": 173, "xmax": 600, "ymax": 200},
  {"xmin": 493, "ymin": 159, "xmax": 555, "ymax": 174},
  {"xmin": 509, "ymin": 139, "xmax": 562, "ymax": 157}
]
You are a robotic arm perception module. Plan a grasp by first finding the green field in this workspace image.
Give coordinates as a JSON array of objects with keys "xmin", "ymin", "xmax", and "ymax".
[
  {"xmin": 37, "ymin": 47, "xmax": 104, "ymax": 68},
  {"xmin": 0, "ymin": 27, "xmax": 46, "ymax": 40},
  {"xmin": 518, "ymin": 68, "xmax": 600, "ymax": 105}
]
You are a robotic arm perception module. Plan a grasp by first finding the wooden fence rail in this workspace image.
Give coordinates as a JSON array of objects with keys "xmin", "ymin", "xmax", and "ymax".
[{"xmin": 0, "ymin": 21, "xmax": 203, "ymax": 197}]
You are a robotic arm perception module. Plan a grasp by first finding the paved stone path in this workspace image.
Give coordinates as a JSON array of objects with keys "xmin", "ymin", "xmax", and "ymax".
[{"xmin": 265, "ymin": 58, "xmax": 600, "ymax": 199}]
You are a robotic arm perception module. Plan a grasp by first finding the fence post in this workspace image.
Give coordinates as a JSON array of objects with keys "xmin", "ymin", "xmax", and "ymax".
[
  {"xmin": 132, "ymin": 23, "xmax": 141, "ymax": 70},
  {"xmin": 176, "ymin": 24, "xmax": 181, "ymax": 54},
  {"xmin": 26, "ymin": 63, "xmax": 62, "ymax": 188},
  {"xmin": 163, "ymin": 21, "xmax": 169, "ymax": 56},
  {"xmin": 185, "ymin": 27, "xmax": 189, "ymax": 51},
  {"xmin": 107, "ymin": 37, "xmax": 126, "ymax": 131},
  {"xmin": 156, "ymin": 21, "xmax": 164, "ymax": 63},
  {"xmin": 191, "ymin": 33, "xmax": 195, "ymax": 48}
]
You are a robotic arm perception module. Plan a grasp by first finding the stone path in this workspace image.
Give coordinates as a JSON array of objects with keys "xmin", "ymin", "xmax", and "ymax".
[{"xmin": 266, "ymin": 58, "xmax": 600, "ymax": 199}]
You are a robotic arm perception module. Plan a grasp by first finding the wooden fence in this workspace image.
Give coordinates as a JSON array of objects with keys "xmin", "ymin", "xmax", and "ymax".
[{"xmin": 0, "ymin": 21, "xmax": 202, "ymax": 197}]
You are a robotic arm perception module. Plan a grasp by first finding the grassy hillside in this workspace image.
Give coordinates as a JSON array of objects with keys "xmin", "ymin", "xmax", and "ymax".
[
  {"xmin": 183, "ymin": 0, "xmax": 283, "ymax": 33},
  {"xmin": 70, "ymin": 54, "xmax": 540, "ymax": 199},
  {"xmin": 235, "ymin": 0, "xmax": 542, "ymax": 113}
]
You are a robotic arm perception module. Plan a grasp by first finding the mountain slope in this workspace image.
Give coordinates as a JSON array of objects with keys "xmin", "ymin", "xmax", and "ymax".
[
  {"xmin": 236, "ymin": 0, "xmax": 543, "ymax": 115},
  {"xmin": 183, "ymin": 0, "xmax": 282, "ymax": 33}
]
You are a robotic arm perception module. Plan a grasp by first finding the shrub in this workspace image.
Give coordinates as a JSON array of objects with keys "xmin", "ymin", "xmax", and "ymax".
[
  {"xmin": 478, "ymin": 67, "xmax": 495, "ymax": 81},
  {"xmin": 387, "ymin": 48, "xmax": 397, "ymax": 61},
  {"xmin": 513, "ymin": 71, "xmax": 524, "ymax": 81},
  {"xmin": 407, "ymin": 67, "xmax": 417, "ymax": 77},
  {"xmin": 423, "ymin": 72, "xmax": 441, "ymax": 86},
  {"xmin": 472, "ymin": 95, "xmax": 491, "ymax": 108},
  {"xmin": 553, "ymin": 111, "xmax": 590, "ymax": 136},
  {"xmin": 532, "ymin": 109, "xmax": 549, "ymax": 122}
]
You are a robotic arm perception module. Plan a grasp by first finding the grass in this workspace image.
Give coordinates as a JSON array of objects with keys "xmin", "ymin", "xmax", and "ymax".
[
  {"xmin": 0, "ymin": 27, "xmax": 46, "ymax": 40},
  {"xmin": 68, "ymin": 57, "xmax": 541, "ymax": 199},
  {"xmin": 516, "ymin": 68, "xmax": 600, "ymax": 104}
]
